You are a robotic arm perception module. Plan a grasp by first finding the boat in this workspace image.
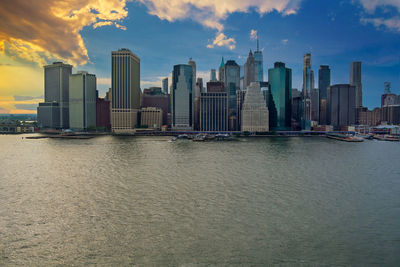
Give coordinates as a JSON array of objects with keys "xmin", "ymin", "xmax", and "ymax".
[
  {"xmin": 326, "ymin": 133, "xmax": 364, "ymax": 142},
  {"xmin": 373, "ymin": 135, "xmax": 400, "ymax": 142},
  {"xmin": 215, "ymin": 133, "xmax": 235, "ymax": 141},
  {"xmin": 193, "ymin": 134, "xmax": 206, "ymax": 142},
  {"xmin": 177, "ymin": 134, "xmax": 190, "ymax": 139},
  {"xmin": 170, "ymin": 137, "xmax": 177, "ymax": 142},
  {"xmin": 355, "ymin": 133, "xmax": 374, "ymax": 140}
]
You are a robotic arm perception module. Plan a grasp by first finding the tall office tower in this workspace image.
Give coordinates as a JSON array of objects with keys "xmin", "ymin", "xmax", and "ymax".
[
  {"xmin": 111, "ymin": 48, "xmax": 141, "ymax": 133},
  {"xmin": 210, "ymin": 69, "xmax": 217, "ymax": 81},
  {"xmin": 219, "ymin": 60, "xmax": 240, "ymax": 129},
  {"xmin": 241, "ymin": 82, "xmax": 269, "ymax": 132},
  {"xmin": 162, "ymin": 78, "xmax": 168, "ymax": 94},
  {"xmin": 254, "ymin": 35, "xmax": 264, "ymax": 82},
  {"xmin": 318, "ymin": 65, "xmax": 331, "ymax": 125},
  {"xmin": 193, "ymin": 77, "xmax": 203, "ymax": 130},
  {"xmin": 188, "ymin": 58, "xmax": 197, "ymax": 95},
  {"xmin": 301, "ymin": 53, "xmax": 314, "ymax": 129},
  {"xmin": 244, "ymin": 50, "xmax": 256, "ymax": 88},
  {"xmin": 302, "ymin": 54, "xmax": 313, "ymax": 98},
  {"xmin": 310, "ymin": 88, "xmax": 319, "ymax": 123},
  {"xmin": 350, "ymin": 61, "xmax": 362, "ymax": 108},
  {"xmin": 236, "ymin": 90, "xmax": 246, "ymax": 130},
  {"xmin": 326, "ymin": 84, "xmax": 356, "ymax": 130},
  {"xmin": 37, "ymin": 62, "xmax": 72, "ymax": 129},
  {"xmin": 171, "ymin": 64, "xmax": 193, "ymax": 130},
  {"xmin": 291, "ymin": 89, "xmax": 302, "ymax": 130},
  {"xmin": 268, "ymin": 62, "xmax": 292, "ymax": 130},
  {"xmin": 384, "ymin": 82, "xmax": 391, "ymax": 94},
  {"xmin": 199, "ymin": 86, "xmax": 228, "ymax": 132},
  {"xmin": 69, "ymin": 71, "xmax": 97, "ymax": 130},
  {"xmin": 218, "ymin": 57, "xmax": 224, "ymax": 81}
]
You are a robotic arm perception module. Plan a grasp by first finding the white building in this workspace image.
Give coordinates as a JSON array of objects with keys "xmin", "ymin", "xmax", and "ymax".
[{"xmin": 241, "ymin": 82, "xmax": 269, "ymax": 132}]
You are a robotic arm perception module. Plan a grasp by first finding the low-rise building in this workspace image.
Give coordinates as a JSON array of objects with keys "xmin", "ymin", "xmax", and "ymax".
[{"xmin": 140, "ymin": 107, "xmax": 163, "ymax": 129}]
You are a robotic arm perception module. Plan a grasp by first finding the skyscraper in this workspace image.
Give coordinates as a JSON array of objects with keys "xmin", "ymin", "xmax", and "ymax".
[
  {"xmin": 171, "ymin": 64, "xmax": 193, "ymax": 130},
  {"xmin": 199, "ymin": 85, "xmax": 228, "ymax": 132},
  {"xmin": 69, "ymin": 71, "xmax": 97, "ymax": 130},
  {"xmin": 327, "ymin": 84, "xmax": 356, "ymax": 130},
  {"xmin": 111, "ymin": 48, "xmax": 141, "ymax": 133},
  {"xmin": 37, "ymin": 62, "xmax": 72, "ymax": 129},
  {"xmin": 162, "ymin": 78, "xmax": 168, "ymax": 94},
  {"xmin": 318, "ymin": 65, "xmax": 331, "ymax": 125},
  {"xmin": 241, "ymin": 82, "xmax": 269, "ymax": 132},
  {"xmin": 254, "ymin": 35, "xmax": 264, "ymax": 82},
  {"xmin": 268, "ymin": 62, "xmax": 292, "ymax": 130},
  {"xmin": 210, "ymin": 69, "xmax": 217, "ymax": 81},
  {"xmin": 302, "ymin": 54, "xmax": 314, "ymax": 98},
  {"xmin": 350, "ymin": 61, "xmax": 362, "ymax": 108},
  {"xmin": 302, "ymin": 53, "xmax": 314, "ymax": 129},
  {"xmin": 244, "ymin": 50, "xmax": 256, "ymax": 88},
  {"xmin": 219, "ymin": 60, "xmax": 240, "ymax": 121}
]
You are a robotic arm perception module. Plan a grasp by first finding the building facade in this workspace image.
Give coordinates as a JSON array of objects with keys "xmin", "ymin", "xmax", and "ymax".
[
  {"xmin": 268, "ymin": 62, "xmax": 292, "ymax": 130},
  {"xmin": 318, "ymin": 65, "xmax": 330, "ymax": 125},
  {"xmin": 140, "ymin": 107, "xmax": 163, "ymax": 129},
  {"xmin": 302, "ymin": 54, "xmax": 314, "ymax": 128},
  {"xmin": 241, "ymin": 82, "xmax": 269, "ymax": 132},
  {"xmin": 327, "ymin": 84, "xmax": 357, "ymax": 130},
  {"xmin": 111, "ymin": 48, "xmax": 141, "ymax": 132},
  {"xmin": 37, "ymin": 62, "xmax": 72, "ymax": 129},
  {"xmin": 171, "ymin": 64, "xmax": 193, "ymax": 130},
  {"xmin": 96, "ymin": 98, "xmax": 110, "ymax": 130},
  {"xmin": 162, "ymin": 78, "xmax": 168, "ymax": 94},
  {"xmin": 141, "ymin": 93, "xmax": 169, "ymax": 126},
  {"xmin": 199, "ymin": 92, "xmax": 228, "ymax": 132},
  {"xmin": 350, "ymin": 61, "xmax": 362, "ymax": 108},
  {"xmin": 254, "ymin": 36, "xmax": 264, "ymax": 82},
  {"xmin": 69, "ymin": 71, "xmax": 97, "ymax": 130},
  {"xmin": 219, "ymin": 59, "xmax": 240, "ymax": 115},
  {"xmin": 244, "ymin": 50, "xmax": 256, "ymax": 88}
]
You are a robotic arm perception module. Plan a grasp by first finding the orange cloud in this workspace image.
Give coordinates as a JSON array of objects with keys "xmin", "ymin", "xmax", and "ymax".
[{"xmin": 0, "ymin": 0, "xmax": 129, "ymax": 66}]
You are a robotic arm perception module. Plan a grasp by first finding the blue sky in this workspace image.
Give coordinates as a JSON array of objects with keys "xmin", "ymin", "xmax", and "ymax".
[{"xmin": 0, "ymin": 0, "xmax": 399, "ymax": 113}]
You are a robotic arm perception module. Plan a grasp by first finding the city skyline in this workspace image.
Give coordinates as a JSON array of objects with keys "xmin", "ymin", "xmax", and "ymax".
[{"xmin": 1, "ymin": 0, "xmax": 400, "ymax": 114}]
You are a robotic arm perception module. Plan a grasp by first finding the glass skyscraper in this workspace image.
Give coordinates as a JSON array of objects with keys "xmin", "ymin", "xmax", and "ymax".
[
  {"xmin": 318, "ymin": 65, "xmax": 331, "ymax": 125},
  {"xmin": 171, "ymin": 64, "xmax": 193, "ymax": 130},
  {"xmin": 69, "ymin": 71, "xmax": 97, "ymax": 130},
  {"xmin": 268, "ymin": 62, "xmax": 292, "ymax": 130},
  {"xmin": 350, "ymin": 61, "xmax": 362, "ymax": 108},
  {"xmin": 37, "ymin": 62, "xmax": 72, "ymax": 129},
  {"xmin": 254, "ymin": 36, "xmax": 264, "ymax": 82}
]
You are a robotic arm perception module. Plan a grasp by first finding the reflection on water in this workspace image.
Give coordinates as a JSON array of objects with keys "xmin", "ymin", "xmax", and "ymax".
[{"xmin": 0, "ymin": 135, "xmax": 399, "ymax": 265}]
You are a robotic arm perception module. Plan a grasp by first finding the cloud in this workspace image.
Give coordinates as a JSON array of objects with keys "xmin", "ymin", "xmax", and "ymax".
[
  {"xmin": 281, "ymin": 39, "xmax": 289, "ymax": 45},
  {"xmin": 206, "ymin": 33, "xmax": 236, "ymax": 50},
  {"xmin": 361, "ymin": 16, "xmax": 400, "ymax": 32},
  {"xmin": 0, "ymin": 107, "xmax": 9, "ymax": 114},
  {"xmin": 14, "ymin": 95, "xmax": 43, "ymax": 101},
  {"xmin": 138, "ymin": 0, "xmax": 302, "ymax": 49},
  {"xmin": 14, "ymin": 104, "xmax": 38, "ymax": 110},
  {"xmin": 250, "ymin": 29, "xmax": 258, "ymax": 40},
  {"xmin": 0, "ymin": 0, "xmax": 129, "ymax": 66},
  {"xmin": 357, "ymin": 0, "xmax": 400, "ymax": 13},
  {"xmin": 357, "ymin": 0, "xmax": 400, "ymax": 32},
  {"xmin": 97, "ymin": 77, "xmax": 111, "ymax": 85}
]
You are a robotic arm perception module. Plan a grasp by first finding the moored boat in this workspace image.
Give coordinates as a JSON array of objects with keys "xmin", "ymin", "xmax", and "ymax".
[
  {"xmin": 373, "ymin": 135, "xmax": 400, "ymax": 142},
  {"xmin": 326, "ymin": 133, "xmax": 364, "ymax": 142}
]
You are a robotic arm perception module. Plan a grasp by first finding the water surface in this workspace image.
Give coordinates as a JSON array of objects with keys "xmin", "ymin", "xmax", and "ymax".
[{"xmin": 0, "ymin": 135, "xmax": 399, "ymax": 265}]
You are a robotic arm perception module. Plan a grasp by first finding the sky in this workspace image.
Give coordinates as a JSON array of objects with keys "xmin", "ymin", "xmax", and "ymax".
[{"xmin": 0, "ymin": 0, "xmax": 399, "ymax": 114}]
